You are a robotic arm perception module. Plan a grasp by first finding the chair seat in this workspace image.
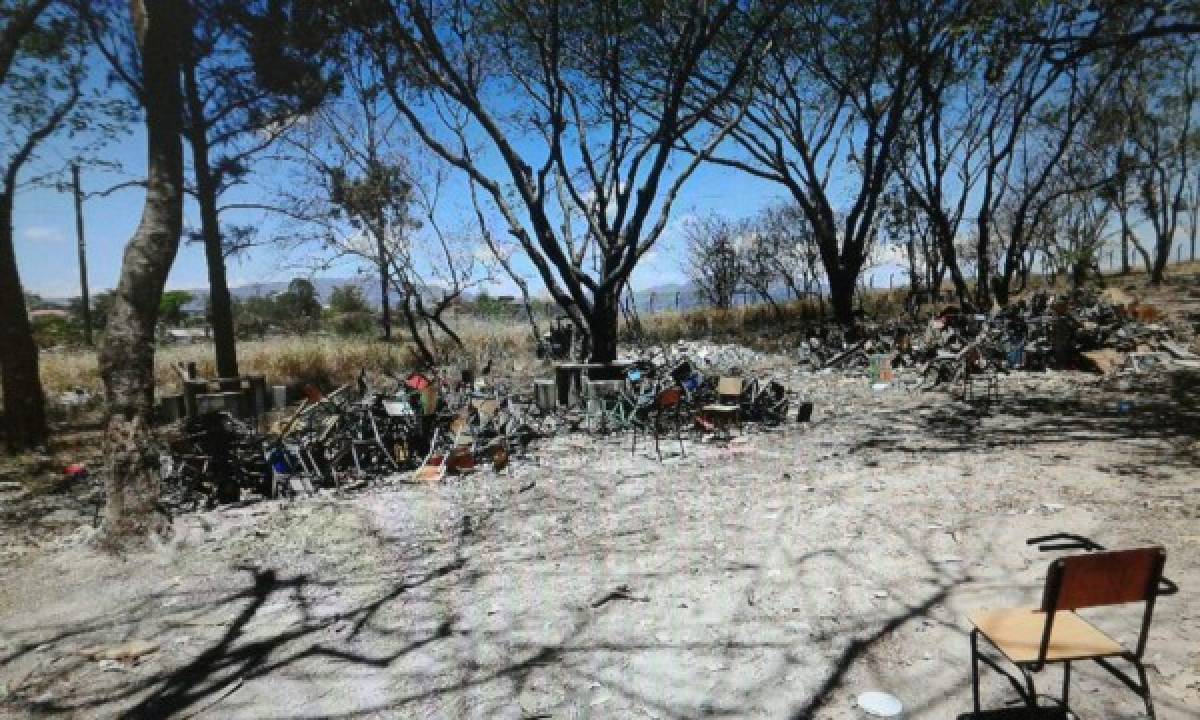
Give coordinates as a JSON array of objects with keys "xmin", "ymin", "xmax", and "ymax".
[
  {"xmin": 703, "ymin": 404, "xmax": 739, "ymax": 413},
  {"xmin": 968, "ymin": 607, "xmax": 1123, "ymax": 664}
]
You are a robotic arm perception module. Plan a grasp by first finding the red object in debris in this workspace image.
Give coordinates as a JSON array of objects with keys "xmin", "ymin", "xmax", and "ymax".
[
  {"xmin": 404, "ymin": 373, "xmax": 431, "ymax": 391},
  {"xmin": 64, "ymin": 463, "xmax": 88, "ymax": 479},
  {"xmin": 302, "ymin": 384, "xmax": 324, "ymax": 403}
]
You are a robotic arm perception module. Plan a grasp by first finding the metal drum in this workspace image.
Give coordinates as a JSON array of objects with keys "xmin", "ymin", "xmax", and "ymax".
[{"xmin": 534, "ymin": 380, "xmax": 557, "ymax": 411}]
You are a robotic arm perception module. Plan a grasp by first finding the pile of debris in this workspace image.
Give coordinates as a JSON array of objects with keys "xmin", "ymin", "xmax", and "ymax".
[
  {"xmin": 159, "ymin": 368, "xmax": 544, "ymax": 508},
  {"xmin": 654, "ymin": 341, "xmax": 771, "ymax": 373},
  {"xmin": 159, "ymin": 346, "xmax": 807, "ymax": 508},
  {"xmin": 161, "ymin": 289, "xmax": 1196, "ymax": 508},
  {"xmin": 796, "ymin": 288, "xmax": 1197, "ymax": 386}
]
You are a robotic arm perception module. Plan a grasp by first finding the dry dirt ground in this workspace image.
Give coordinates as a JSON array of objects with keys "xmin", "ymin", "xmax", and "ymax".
[{"xmin": 1, "ymin": 360, "xmax": 1198, "ymax": 720}]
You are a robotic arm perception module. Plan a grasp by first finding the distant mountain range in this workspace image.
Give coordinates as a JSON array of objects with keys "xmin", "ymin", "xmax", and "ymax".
[
  {"xmin": 37, "ymin": 276, "xmax": 381, "ymax": 312},
  {"xmin": 39, "ymin": 277, "xmax": 790, "ymax": 314}
]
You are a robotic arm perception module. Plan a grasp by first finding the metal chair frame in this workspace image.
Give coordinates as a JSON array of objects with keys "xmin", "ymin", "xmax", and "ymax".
[
  {"xmin": 630, "ymin": 385, "xmax": 686, "ymax": 460},
  {"xmin": 702, "ymin": 376, "xmax": 743, "ymax": 440},
  {"xmin": 969, "ymin": 546, "xmax": 1168, "ymax": 719}
]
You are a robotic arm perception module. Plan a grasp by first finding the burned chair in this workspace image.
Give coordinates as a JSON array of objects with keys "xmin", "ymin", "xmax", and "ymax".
[
  {"xmin": 744, "ymin": 378, "xmax": 790, "ymax": 425},
  {"xmin": 163, "ymin": 411, "xmax": 272, "ymax": 507},
  {"xmin": 967, "ymin": 546, "xmax": 1168, "ymax": 718},
  {"xmin": 959, "ymin": 346, "xmax": 999, "ymax": 403},
  {"xmin": 584, "ymin": 379, "xmax": 635, "ymax": 434},
  {"xmin": 630, "ymin": 385, "xmax": 686, "ymax": 460},
  {"xmin": 701, "ymin": 376, "xmax": 743, "ymax": 440}
]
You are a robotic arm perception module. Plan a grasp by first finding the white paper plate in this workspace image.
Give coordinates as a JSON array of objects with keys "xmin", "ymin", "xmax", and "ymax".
[{"xmin": 857, "ymin": 690, "xmax": 903, "ymax": 717}]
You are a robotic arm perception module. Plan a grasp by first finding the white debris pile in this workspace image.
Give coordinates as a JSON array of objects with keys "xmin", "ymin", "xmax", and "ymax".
[{"xmin": 666, "ymin": 340, "xmax": 770, "ymax": 371}]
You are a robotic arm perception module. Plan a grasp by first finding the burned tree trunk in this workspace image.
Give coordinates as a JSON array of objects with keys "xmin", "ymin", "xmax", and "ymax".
[
  {"xmin": 97, "ymin": 0, "xmax": 185, "ymax": 543},
  {"xmin": 377, "ymin": 231, "xmax": 392, "ymax": 341},
  {"xmin": 586, "ymin": 290, "xmax": 621, "ymax": 363},
  {"xmin": 828, "ymin": 269, "xmax": 857, "ymax": 328},
  {"xmin": 933, "ymin": 218, "xmax": 971, "ymax": 308},
  {"xmin": 184, "ymin": 59, "xmax": 237, "ymax": 378},
  {"xmin": 0, "ymin": 188, "xmax": 47, "ymax": 451}
]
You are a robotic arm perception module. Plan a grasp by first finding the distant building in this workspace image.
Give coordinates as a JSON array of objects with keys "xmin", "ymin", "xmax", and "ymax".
[
  {"xmin": 29, "ymin": 308, "xmax": 71, "ymax": 321},
  {"xmin": 162, "ymin": 326, "xmax": 211, "ymax": 343}
]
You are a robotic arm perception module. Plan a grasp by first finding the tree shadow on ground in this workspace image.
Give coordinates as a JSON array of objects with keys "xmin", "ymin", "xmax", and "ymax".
[
  {"xmin": 847, "ymin": 371, "xmax": 1200, "ymax": 472},
  {"xmin": 6, "ymin": 557, "xmax": 464, "ymax": 719},
  {"xmin": 4, "ymin": 420, "xmax": 1194, "ymax": 719}
]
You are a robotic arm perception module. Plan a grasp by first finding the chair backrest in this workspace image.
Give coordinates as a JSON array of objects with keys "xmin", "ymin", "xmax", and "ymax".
[
  {"xmin": 656, "ymin": 386, "xmax": 683, "ymax": 409},
  {"xmin": 1041, "ymin": 547, "xmax": 1166, "ymax": 612},
  {"xmin": 1037, "ymin": 546, "xmax": 1166, "ymax": 662},
  {"xmin": 476, "ymin": 398, "xmax": 499, "ymax": 423},
  {"xmin": 716, "ymin": 376, "xmax": 742, "ymax": 400}
]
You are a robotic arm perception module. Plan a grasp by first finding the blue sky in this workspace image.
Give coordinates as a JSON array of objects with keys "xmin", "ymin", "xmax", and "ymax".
[
  {"xmin": 11, "ymin": 110, "xmax": 799, "ymax": 301},
  {"xmin": 16, "ymin": 109, "xmax": 1170, "ymax": 304},
  {"xmin": 13, "ymin": 123, "xmax": 351, "ymax": 299}
]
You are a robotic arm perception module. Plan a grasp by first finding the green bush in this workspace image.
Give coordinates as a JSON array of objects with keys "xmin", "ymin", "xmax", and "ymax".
[
  {"xmin": 329, "ymin": 310, "xmax": 376, "ymax": 336},
  {"xmin": 31, "ymin": 315, "xmax": 82, "ymax": 348}
]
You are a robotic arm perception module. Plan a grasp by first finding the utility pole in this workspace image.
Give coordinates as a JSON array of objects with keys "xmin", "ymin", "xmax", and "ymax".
[{"xmin": 71, "ymin": 163, "xmax": 92, "ymax": 345}]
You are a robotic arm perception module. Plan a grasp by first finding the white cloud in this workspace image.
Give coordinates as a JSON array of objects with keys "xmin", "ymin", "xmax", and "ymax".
[{"xmin": 21, "ymin": 226, "xmax": 65, "ymax": 244}]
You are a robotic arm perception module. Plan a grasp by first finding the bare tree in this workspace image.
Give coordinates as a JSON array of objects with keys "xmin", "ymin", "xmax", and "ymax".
[
  {"xmin": 1050, "ymin": 191, "xmax": 1114, "ymax": 290},
  {"xmin": 390, "ymin": 175, "xmax": 494, "ymax": 366},
  {"xmin": 1187, "ymin": 164, "xmax": 1199, "ymax": 263},
  {"xmin": 751, "ymin": 203, "xmax": 822, "ymax": 305},
  {"xmin": 694, "ymin": 0, "xmax": 963, "ymax": 327},
  {"xmin": 682, "ymin": 214, "xmax": 742, "ymax": 310},
  {"xmin": 352, "ymin": 0, "xmax": 781, "ymax": 361},
  {"xmin": 738, "ymin": 223, "xmax": 781, "ymax": 315},
  {"xmin": 279, "ymin": 61, "xmax": 492, "ymax": 365},
  {"xmin": 327, "ymin": 59, "xmax": 410, "ymax": 343},
  {"xmin": 879, "ymin": 185, "xmax": 942, "ymax": 309},
  {"xmin": 1031, "ymin": 2, "xmax": 1200, "ymax": 65},
  {"xmin": 96, "ymin": 0, "xmax": 187, "ymax": 542},
  {"xmin": 467, "ymin": 178, "xmax": 541, "ymax": 345},
  {"xmin": 893, "ymin": 9, "xmax": 989, "ymax": 308},
  {"xmin": 177, "ymin": 0, "xmax": 337, "ymax": 376},
  {"xmin": 894, "ymin": 3, "xmax": 1132, "ymax": 307},
  {"xmin": 1122, "ymin": 46, "xmax": 1196, "ymax": 283}
]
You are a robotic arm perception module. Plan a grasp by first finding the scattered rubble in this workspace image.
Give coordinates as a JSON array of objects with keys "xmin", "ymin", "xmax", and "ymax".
[
  {"xmin": 155, "ymin": 343, "xmax": 803, "ymax": 509},
  {"xmin": 778, "ymin": 289, "xmax": 1197, "ymax": 397}
]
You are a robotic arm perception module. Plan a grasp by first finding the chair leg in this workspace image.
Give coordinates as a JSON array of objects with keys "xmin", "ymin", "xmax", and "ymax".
[
  {"xmin": 1061, "ymin": 660, "xmax": 1071, "ymax": 708},
  {"xmin": 653, "ymin": 413, "xmax": 662, "ymax": 461},
  {"xmin": 971, "ymin": 629, "xmax": 982, "ymax": 715},
  {"xmin": 1135, "ymin": 660, "xmax": 1156, "ymax": 720},
  {"xmin": 1020, "ymin": 666, "xmax": 1038, "ymax": 708},
  {"xmin": 676, "ymin": 407, "xmax": 685, "ymax": 457}
]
